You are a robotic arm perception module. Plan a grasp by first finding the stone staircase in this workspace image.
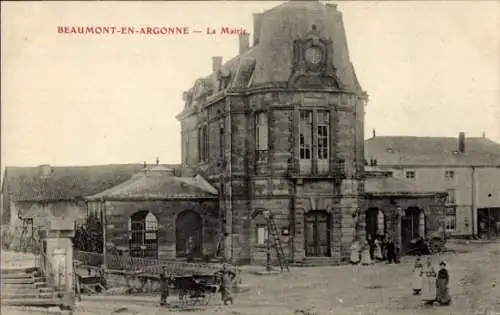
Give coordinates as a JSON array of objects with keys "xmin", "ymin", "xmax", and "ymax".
[{"xmin": 1, "ymin": 267, "xmax": 61, "ymax": 307}]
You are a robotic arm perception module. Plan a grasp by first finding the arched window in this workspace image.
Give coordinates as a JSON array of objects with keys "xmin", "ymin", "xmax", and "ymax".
[{"xmin": 129, "ymin": 211, "xmax": 159, "ymax": 258}]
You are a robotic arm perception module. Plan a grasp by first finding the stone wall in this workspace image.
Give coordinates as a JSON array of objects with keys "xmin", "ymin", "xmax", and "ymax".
[{"xmin": 91, "ymin": 200, "xmax": 219, "ymax": 260}]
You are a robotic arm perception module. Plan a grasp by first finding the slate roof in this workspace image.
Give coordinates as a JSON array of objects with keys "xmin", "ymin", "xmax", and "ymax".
[
  {"xmin": 365, "ymin": 175, "xmax": 445, "ymax": 196},
  {"xmin": 180, "ymin": 1, "xmax": 363, "ymax": 116},
  {"xmin": 85, "ymin": 168, "xmax": 218, "ymax": 201},
  {"xmin": 365, "ymin": 136, "xmax": 500, "ymax": 167},
  {"xmin": 2, "ymin": 164, "xmax": 182, "ymax": 202}
]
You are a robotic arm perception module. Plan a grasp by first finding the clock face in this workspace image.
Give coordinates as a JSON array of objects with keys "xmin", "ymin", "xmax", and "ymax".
[{"xmin": 305, "ymin": 46, "xmax": 323, "ymax": 65}]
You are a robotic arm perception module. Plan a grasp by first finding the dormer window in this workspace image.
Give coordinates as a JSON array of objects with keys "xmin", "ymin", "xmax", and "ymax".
[{"xmin": 386, "ymin": 148, "xmax": 394, "ymax": 153}]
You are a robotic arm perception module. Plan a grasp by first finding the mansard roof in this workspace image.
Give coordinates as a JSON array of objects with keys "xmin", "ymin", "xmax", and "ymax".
[{"xmin": 179, "ymin": 1, "xmax": 363, "ymax": 116}]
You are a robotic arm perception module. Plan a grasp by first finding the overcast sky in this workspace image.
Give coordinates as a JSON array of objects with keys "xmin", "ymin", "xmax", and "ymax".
[{"xmin": 2, "ymin": 1, "xmax": 499, "ymax": 168}]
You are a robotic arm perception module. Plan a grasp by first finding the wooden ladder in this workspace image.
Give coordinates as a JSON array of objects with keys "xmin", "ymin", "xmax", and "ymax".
[{"xmin": 265, "ymin": 212, "xmax": 290, "ymax": 272}]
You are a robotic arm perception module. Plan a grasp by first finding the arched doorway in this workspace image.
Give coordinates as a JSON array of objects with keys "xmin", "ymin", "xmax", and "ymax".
[
  {"xmin": 365, "ymin": 208, "xmax": 386, "ymax": 241},
  {"xmin": 304, "ymin": 210, "xmax": 331, "ymax": 257},
  {"xmin": 401, "ymin": 207, "xmax": 425, "ymax": 253},
  {"xmin": 176, "ymin": 210, "xmax": 203, "ymax": 258},
  {"xmin": 128, "ymin": 211, "xmax": 159, "ymax": 258}
]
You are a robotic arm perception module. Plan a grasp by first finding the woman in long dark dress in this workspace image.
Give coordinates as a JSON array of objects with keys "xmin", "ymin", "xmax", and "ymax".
[{"xmin": 436, "ymin": 261, "xmax": 451, "ymax": 305}]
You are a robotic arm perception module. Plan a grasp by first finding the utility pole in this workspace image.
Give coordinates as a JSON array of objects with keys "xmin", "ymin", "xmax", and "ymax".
[{"xmin": 100, "ymin": 197, "xmax": 107, "ymax": 269}]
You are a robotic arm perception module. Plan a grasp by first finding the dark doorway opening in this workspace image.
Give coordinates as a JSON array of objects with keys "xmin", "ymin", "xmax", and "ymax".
[
  {"xmin": 401, "ymin": 207, "xmax": 423, "ymax": 254},
  {"xmin": 477, "ymin": 208, "xmax": 500, "ymax": 240},
  {"xmin": 176, "ymin": 210, "xmax": 203, "ymax": 258}
]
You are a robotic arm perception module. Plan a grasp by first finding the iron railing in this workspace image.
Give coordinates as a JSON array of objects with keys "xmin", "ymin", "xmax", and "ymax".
[{"xmin": 74, "ymin": 250, "xmax": 225, "ymax": 276}]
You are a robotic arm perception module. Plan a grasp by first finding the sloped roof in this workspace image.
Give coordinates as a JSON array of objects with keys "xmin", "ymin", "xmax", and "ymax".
[
  {"xmin": 85, "ymin": 168, "xmax": 218, "ymax": 201},
  {"xmin": 2, "ymin": 164, "xmax": 182, "ymax": 201},
  {"xmin": 180, "ymin": 1, "xmax": 363, "ymax": 116},
  {"xmin": 365, "ymin": 175, "xmax": 445, "ymax": 196},
  {"xmin": 365, "ymin": 136, "xmax": 500, "ymax": 166}
]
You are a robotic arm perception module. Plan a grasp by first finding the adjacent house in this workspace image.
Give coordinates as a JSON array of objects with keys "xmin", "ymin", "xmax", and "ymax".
[
  {"xmin": 365, "ymin": 132, "xmax": 500, "ymax": 239},
  {"xmin": 1, "ymin": 163, "xmax": 181, "ymax": 231}
]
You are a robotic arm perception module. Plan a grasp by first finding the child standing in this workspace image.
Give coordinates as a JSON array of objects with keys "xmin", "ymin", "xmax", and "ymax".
[{"xmin": 412, "ymin": 256, "xmax": 424, "ymax": 295}]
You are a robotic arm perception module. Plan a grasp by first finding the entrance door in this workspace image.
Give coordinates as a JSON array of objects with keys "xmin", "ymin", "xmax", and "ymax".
[
  {"xmin": 401, "ymin": 207, "xmax": 421, "ymax": 254},
  {"xmin": 176, "ymin": 210, "xmax": 203, "ymax": 258},
  {"xmin": 304, "ymin": 211, "xmax": 331, "ymax": 257},
  {"xmin": 365, "ymin": 208, "xmax": 379, "ymax": 241}
]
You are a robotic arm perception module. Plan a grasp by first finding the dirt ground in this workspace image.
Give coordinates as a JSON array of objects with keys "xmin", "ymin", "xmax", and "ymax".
[{"xmin": 2, "ymin": 240, "xmax": 500, "ymax": 315}]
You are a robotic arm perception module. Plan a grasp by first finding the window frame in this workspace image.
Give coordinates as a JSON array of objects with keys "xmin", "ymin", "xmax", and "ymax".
[
  {"xmin": 405, "ymin": 171, "xmax": 416, "ymax": 179},
  {"xmin": 255, "ymin": 112, "xmax": 269, "ymax": 162},
  {"xmin": 299, "ymin": 110, "xmax": 313, "ymax": 161},
  {"xmin": 316, "ymin": 110, "xmax": 330, "ymax": 161},
  {"xmin": 445, "ymin": 170, "xmax": 455, "ymax": 179},
  {"xmin": 445, "ymin": 206, "xmax": 457, "ymax": 231},
  {"xmin": 256, "ymin": 224, "xmax": 269, "ymax": 246}
]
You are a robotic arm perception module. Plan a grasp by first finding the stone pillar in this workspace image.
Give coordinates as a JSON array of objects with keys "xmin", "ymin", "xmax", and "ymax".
[{"xmin": 39, "ymin": 217, "xmax": 75, "ymax": 310}]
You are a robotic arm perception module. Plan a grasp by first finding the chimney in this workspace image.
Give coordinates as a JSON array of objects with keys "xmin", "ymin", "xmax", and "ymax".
[
  {"xmin": 212, "ymin": 56, "xmax": 222, "ymax": 73},
  {"xmin": 252, "ymin": 13, "xmax": 262, "ymax": 45},
  {"xmin": 39, "ymin": 164, "xmax": 52, "ymax": 177},
  {"xmin": 458, "ymin": 132, "xmax": 466, "ymax": 153},
  {"xmin": 239, "ymin": 33, "xmax": 250, "ymax": 54}
]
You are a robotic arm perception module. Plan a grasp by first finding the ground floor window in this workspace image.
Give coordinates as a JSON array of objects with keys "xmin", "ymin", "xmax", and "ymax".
[
  {"xmin": 445, "ymin": 207, "xmax": 457, "ymax": 231},
  {"xmin": 129, "ymin": 211, "xmax": 159, "ymax": 258},
  {"xmin": 256, "ymin": 224, "xmax": 268, "ymax": 245}
]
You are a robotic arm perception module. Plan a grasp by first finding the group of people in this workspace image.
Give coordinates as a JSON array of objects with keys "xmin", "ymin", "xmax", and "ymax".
[
  {"xmin": 350, "ymin": 233, "xmax": 398, "ymax": 265},
  {"xmin": 412, "ymin": 256, "xmax": 451, "ymax": 306},
  {"xmin": 158, "ymin": 263, "xmax": 238, "ymax": 307}
]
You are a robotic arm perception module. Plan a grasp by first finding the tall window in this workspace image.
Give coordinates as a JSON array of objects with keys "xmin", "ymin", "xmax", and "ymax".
[
  {"xmin": 446, "ymin": 189, "xmax": 456, "ymax": 204},
  {"xmin": 317, "ymin": 111, "xmax": 330, "ymax": 160},
  {"xmin": 219, "ymin": 124, "xmax": 225, "ymax": 159},
  {"xmin": 299, "ymin": 111, "xmax": 312, "ymax": 160},
  {"xmin": 198, "ymin": 124, "xmax": 208, "ymax": 162},
  {"xmin": 445, "ymin": 207, "xmax": 457, "ymax": 231},
  {"xmin": 255, "ymin": 112, "xmax": 268, "ymax": 161}
]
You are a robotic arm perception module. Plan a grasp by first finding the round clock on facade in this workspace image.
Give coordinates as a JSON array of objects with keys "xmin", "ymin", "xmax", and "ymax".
[{"xmin": 304, "ymin": 46, "xmax": 323, "ymax": 65}]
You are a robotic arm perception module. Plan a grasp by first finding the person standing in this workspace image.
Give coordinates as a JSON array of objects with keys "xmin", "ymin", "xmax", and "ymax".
[
  {"xmin": 385, "ymin": 236, "xmax": 396, "ymax": 264},
  {"xmin": 374, "ymin": 238, "xmax": 383, "ymax": 261},
  {"xmin": 360, "ymin": 240, "xmax": 373, "ymax": 265},
  {"xmin": 436, "ymin": 261, "xmax": 451, "ymax": 305},
  {"xmin": 159, "ymin": 266, "xmax": 170, "ymax": 306},
  {"xmin": 220, "ymin": 264, "xmax": 236, "ymax": 305},
  {"xmin": 350, "ymin": 239, "xmax": 361, "ymax": 264},
  {"xmin": 412, "ymin": 256, "xmax": 424, "ymax": 295},
  {"xmin": 421, "ymin": 257, "xmax": 437, "ymax": 305}
]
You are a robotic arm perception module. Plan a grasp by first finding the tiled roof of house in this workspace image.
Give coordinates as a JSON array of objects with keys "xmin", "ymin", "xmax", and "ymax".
[
  {"xmin": 2, "ymin": 164, "xmax": 182, "ymax": 201},
  {"xmin": 85, "ymin": 167, "xmax": 218, "ymax": 200},
  {"xmin": 365, "ymin": 175, "xmax": 445, "ymax": 195},
  {"xmin": 365, "ymin": 136, "xmax": 500, "ymax": 166}
]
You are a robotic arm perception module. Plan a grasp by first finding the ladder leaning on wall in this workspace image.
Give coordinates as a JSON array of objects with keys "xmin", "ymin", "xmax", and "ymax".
[{"xmin": 252, "ymin": 209, "xmax": 290, "ymax": 272}]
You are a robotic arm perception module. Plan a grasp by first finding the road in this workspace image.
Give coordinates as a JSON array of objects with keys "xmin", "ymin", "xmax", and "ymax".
[{"xmin": 2, "ymin": 240, "xmax": 499, "ymax": 315}]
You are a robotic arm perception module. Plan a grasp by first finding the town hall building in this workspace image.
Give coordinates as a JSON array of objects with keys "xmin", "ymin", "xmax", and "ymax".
[{"xmin": 2, "ymin": 1, "xmax": 448, "ymax": 266}]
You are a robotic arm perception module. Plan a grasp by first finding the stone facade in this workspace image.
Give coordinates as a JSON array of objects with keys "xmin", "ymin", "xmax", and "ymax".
[
  {"xmin": 88, "ymin": 199, "xmax": 219, "ymax": 260},
  {"xmin": 177, "ymin": 2, "xmax": 368, "ymax": 264}
]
